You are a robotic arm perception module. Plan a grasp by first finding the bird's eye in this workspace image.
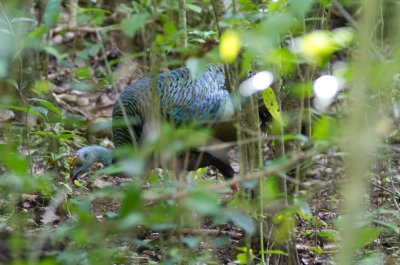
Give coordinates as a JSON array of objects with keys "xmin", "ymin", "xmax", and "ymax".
[{"xmin": 83, "ymin": 153, "xmax": 89, "ymax": 159}]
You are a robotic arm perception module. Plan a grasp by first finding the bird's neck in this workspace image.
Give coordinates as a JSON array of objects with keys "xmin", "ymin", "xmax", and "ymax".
[{"xmin": 92, "ymin": 146, "xmax": 113, "ymax": 167}]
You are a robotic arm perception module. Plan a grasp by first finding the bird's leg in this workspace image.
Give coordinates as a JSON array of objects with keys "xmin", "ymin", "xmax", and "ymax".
[
  {"xmin": 169, "ymin": 154, "xmax": 189, "ymax": 186},
  {"xmin": 199, "ymin": 137, "xmax": 240, "ymax": 192}
]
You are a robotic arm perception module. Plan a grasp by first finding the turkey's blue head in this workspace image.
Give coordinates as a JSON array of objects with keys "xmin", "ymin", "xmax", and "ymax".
[{"xmin": 68, "ymin": 146, "xmax": 112, "ymax": 181}]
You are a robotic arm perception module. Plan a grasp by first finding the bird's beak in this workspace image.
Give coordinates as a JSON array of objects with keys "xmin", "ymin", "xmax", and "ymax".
[
  {"xmin": 68, "ymin": 155, "xmax": 82, "ymax": 182},
  {"xmin": 69, "ymin": 168, "xmax": 79, "ymax": 182}
]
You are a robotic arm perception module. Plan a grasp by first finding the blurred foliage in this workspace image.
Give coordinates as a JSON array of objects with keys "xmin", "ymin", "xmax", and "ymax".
[{"xmin": 0, "ymin": 0, "xmax": 399, "ymax": 264}]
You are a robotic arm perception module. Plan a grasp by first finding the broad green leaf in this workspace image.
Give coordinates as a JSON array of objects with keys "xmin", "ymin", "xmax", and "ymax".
[
  {"xmin": 74, "ymin": 67, "xmax": 92, "ymax": 79},
  {"xmin": 0, "ymin": 60, "xmax": 7, "ymax": 78},
  {"xmin": 262, "ymin": 88, "xmax": 284, "ymax": 126},
  {"xmin": 73, "ymin": 179, "xmax": 84, "ymax": 187},
  {"xmin": 56, "ymin": 134, "xmax": 77, "ymax": 141},
  {"xmin": 6, "ymin": 105, "xmax": 45, "ymax": 119},
  {"xmin": 181, "ymin": 236, "xmax": 201, "ymax": 249},
  {"xmin": 184, "ymin": 191, "xmax": 220, "ymax": 215},
  {"xmin": 289, "ymin": 0, "xmax": 313, "ymax": 17},
  {"xmin": 31, "ymin": 106, "xmax": 48, "ymax": 119},
  {"xmin": 309, "ymin": 246, "xmax": 323, "ymax": 255},
  {"xmin": 237, "ymin": 0, "xmax": 255, "ymax": 10},
  {"xmin": 312, "ymin": 116, "xmax": 339, "ymax": 142},
  {"xmin": 119, "ymin": 213, "xmax": 144, "ymax": 229},
  {"xmin": 264, "ymin": 156, "xmax": 290, "ymax": 168},
  {"xmin": 260, "ymin": 175, "xmax": 281, "ymax": 202},
  {"xmin": 3, "ymin": 152, "xmax": 27, "ymax": 176},
  {"xmin": 43, "ymin": 0, "xmax": 62, "ymax": 28},
  {"xmin": 236, "ymin": 247, "xmax": 255, "ymax": 264},
  {"xmin": 120, "ymin": 13, "xmax": 149, "ymax": 37},
  {"xmin": 43, "ymin": 46, "xmax": 68, "ymax": 62},
  {"xmin": 1, "ymin": 79, "xmax": 18, "ymax": 89},
  {"xmin": 32, "ymin": 80, "xmax": 51, "ymax": 95},
  {"xmin": 355, "ymin": 227, "xmax": 382, "ymax": 249},
  {"xmin": 293, "ymin": 196, "xmax": 312, "ymax": 220},
  {"xmin": 290, "ymin": 82, "xmax": 313, "ymax": 98},
  {"xmin": 119, "ymin": 184, "xmax": 142, "ymax": 217},
  {"xmin": 32, "ymin": 131, "xmax": 53, "ymax": 136},
  {"xmin": 30, "ymin": 98, "xmax": 62, "ymax": 119},
  {"xmin": 311, "ymin": 216, "xmax": 328, "ymax": 227},
  {"xmin": 227, "ymin": 211, "xmax": 255, "ymax": 235},
  {"xmin": 28, "ymin": 25, "xmax": 47, "ymax": 39},
  {"xmin": 357, "ymin": 255, "xmax": 385, "ymax": 265},
  {"xmin": 316, "ymin": 230, "xmax": 336, "ymax": 240}
]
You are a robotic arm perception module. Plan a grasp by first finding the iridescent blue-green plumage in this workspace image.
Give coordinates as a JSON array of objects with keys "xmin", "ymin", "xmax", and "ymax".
[
  {"xmin": 71, "ymin": 64, "xmax": 236, "ymax": 182},
  {"xmin": 112, "ymin": 64, "xmax": 234, "ymax": 147}
]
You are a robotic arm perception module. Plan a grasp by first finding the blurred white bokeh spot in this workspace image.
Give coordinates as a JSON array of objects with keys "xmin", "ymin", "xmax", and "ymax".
[
  {"xmin": 239, "ymin": 71, "xmax": 274, "ymax": 97},
  {"xmin": 314, "ymin": 75, "xmax": 339, "ymax": 100}
]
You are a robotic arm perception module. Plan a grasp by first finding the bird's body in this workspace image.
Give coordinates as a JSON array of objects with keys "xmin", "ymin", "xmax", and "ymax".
[
  {"xmin": 70, "ymin": 64, "xmax": 238, "ymax": 184},
  {"xmin": 112, "ymin": 64, "xmax": 234, "ymax": 146}
]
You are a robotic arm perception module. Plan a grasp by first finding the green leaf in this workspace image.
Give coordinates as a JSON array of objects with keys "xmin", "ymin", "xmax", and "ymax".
[
  {"xmin": 1, "ymin": 79, "xmax": 18, "ymax": 90},
  {"xmin": 312, "ymin": 116, "xmax": 339, "ymax": 142},
  {"xmin": 119, "ymin": 213, "xmax": 144, "ymax": 229},
  {"xmin": 293, "ymin": 196, "xmax": 312, "ymax": 220},
  {"xmin": 56, "ymin": 134, "xmax": 78, "ymax": 141},
  {"xmin": 227, "ymin": 211, "xmax": 255, "ymax": 235},
  {"xmin": 184, "ymin": 191, "xmax": 220, "ymax": 215},
  {"xmin": 119, "ymin": 184, "xmax": 142, "ymax": 217},
  {"xmin": 262, "ymin": 88, "xmax": 284, "ymax": 126},
  {"xmin": 235, "ymin": 247, "xmax": 255, "ymax": 264},
  {"xmin": 187, "ymin": 4, "xmax": 202, "ymax": 13},
  {"xmin": 357, "ymin": 255, "xmax": 385, "ymax": 265},
  {"xmin": 43, "ymin": 46, "xmax": 68, "ymax": 62},
  {"xmin": 311, "ymin": 216, "xmax": 328, "ymax": 227},
  {"xmin": 74, "ymin": 67, "xmax": 92, "ymax": 79},
  {"xmin": 43, "ymin": 0, "xmax": 62, "ymax": 28},
  {"xmin": 355, "ymin": 227, "xmax": 382, "ymax": 249},
  {"xmin": 316, "ymin": 230, "xmax": 336, "ymax": 240},
  {"xmin": 6, "ymin": 105, "xmax": 45, "ymax": 119},
  {"xmin": 30, "ymin": 98, "xmax": 62, "ymax": 119},
  {"xmin": 31, "ymin": 106, "xmax": 48, "ymax": 119},
  {"xmin": 237, "ymin": 0, "xmax": 255, "ymax": 10},
  {"xmin": 28, "ymin": 25, "xmax": 47, "ymax": 39},
  {"xmin": 32, "ymin": 80, "xmax": 51, "ymax": 95},
  {"xmin": 259, "ymin": 249, "xmax": 288, "ymax": 256},
  {"xmin": 3, "ymin": 152, "xmax": 27, "ymax": 176},
  {"xmin": 289, "ymin": 0, "xmax": 313, "ymax": 17},
  {"xmin": 120, "ymin": 13, "xmax": 149, "ymax": 37},
  {"xmin": 181, "ymin": 236, "xmax": 201, "ymax": 249},
  {"xmin": 309, "ymin": 246, "xmax": 324, "ymax": 255},
  {"xmin": 260, "ymin": 175, "xmax": 281, "ymax": 202},
  {"xmin": 280, "ymin": 133, "xmax": 309, "ymax": 143}
]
